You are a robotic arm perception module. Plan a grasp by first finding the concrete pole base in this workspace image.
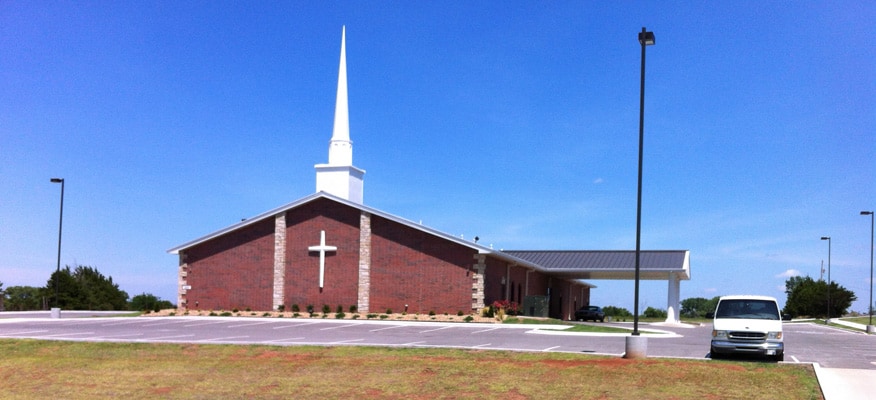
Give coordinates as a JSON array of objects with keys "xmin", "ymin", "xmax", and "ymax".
[
  {"xmin": 867, "ymin": 325, "xmax": 875, "ymax": 334},
  {"xmin": 623, "ymin": 335, "xmax": 648, "ymax": 359},
  {"xmin": 50, "ymin": 308, "xmax": 61, "ymax": 319}
]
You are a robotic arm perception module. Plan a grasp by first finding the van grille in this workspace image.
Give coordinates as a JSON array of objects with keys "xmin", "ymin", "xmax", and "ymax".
[{"xmin": 728, "ymin": 331, "xmax": 766, "ymax": 341}]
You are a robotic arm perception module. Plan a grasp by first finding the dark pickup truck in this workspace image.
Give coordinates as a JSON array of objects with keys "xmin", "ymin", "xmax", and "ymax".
[{"xmin": 574, "ymin": 306, "xmax": 605, "ymax": 322}]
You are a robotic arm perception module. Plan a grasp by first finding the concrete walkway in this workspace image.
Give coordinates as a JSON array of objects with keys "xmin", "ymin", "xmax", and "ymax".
[{"xmin": 814, "ymin": 364, "xmax": 876, "ymax": 400}]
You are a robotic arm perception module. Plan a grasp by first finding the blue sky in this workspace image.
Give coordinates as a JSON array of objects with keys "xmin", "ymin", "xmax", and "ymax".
[{"xmin": 2, "ymin": 2, "xmax": 874, "ymax": 313}]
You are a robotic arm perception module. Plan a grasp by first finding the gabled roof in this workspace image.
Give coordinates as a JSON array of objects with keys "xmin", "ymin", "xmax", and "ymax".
[
  {"xmin": 502, "ymin": 250, "xmax": 690, "ymax": 280},
  {"xmin": 167, "ymin": 192, "xmax": 541, "ymax": 275}
]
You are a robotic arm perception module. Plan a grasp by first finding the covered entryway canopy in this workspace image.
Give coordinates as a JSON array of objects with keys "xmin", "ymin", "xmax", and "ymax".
[{"xmin": 501, "ymin": 250, "xmax": 690, "ymax": 323}]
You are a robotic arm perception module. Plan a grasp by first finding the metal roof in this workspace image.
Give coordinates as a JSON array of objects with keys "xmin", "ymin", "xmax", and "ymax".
[{"xmin": 501, "ymin": 250, "xmax": 690, "ymax": 280}]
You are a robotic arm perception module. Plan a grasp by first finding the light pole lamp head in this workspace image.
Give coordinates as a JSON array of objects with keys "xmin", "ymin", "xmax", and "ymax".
[
  {"xmin": 821, "ymin": 236, "xmax": 830, "ymax": 241},
  {"xmin": 638, "ymin": 28, "xmax": 655, "ymax": 46},
  {"xmin": 862, "ymin": 211, "xmax": 874, "ymax": 216},
  {"xmin": 50, "ymin": 178, "xmax": 64, "ymax": 183}
]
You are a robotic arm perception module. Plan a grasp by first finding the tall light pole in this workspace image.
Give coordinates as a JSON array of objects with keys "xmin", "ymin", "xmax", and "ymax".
[
  {"xmin": 632, "ymin": 27, "xmax": 655, "ymax": 337},
  {"xmin": 51, "ymin": 178, "xmax": 64, "ymax": 307},
  {"xmin": 821, "ymin": 236, "xmax": 831, "ymax": 320},
  {"xmin": 625, "ymin": 27, "xmax": 654, "ymax": 360},
  {"xmin": 862, "ymin": 211, "xmax": 874, "ymax": 332}
]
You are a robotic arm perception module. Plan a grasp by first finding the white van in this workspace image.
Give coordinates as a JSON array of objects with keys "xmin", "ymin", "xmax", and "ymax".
[{"xmin": 709, "ymin": 295, "xmax": 789, "ymax": 361}]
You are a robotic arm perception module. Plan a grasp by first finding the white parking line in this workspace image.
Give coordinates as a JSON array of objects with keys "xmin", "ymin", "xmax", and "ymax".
[
  {"xmin": 330, "ymin": 339, "xmax": 364, "ymax": 344},
  {"xmin": 199, "ymin": 336, "xmax": 250, "ymax": 342},
  {"xmin": 138, "ymin": 320, "xmax": 190, "ymax": 327},
  {"xmin": 182, "ymin": 321, "xmax": 231, "ymax": 327},
  {"xmin": 94, "ymin": 333, "xmax": 145, "ymax": 339},
  {"xmin": 43, "ymin": 332, "xmax": 96, "ymax": 337},
  {"xmin": 543, "ymin": 346, "xmax": 560, "ymax": 352},
  {"xmin": 228, "ymin": 321, "xmax": 278, "ymax": 328},
  {"xmin": 144, "ymin": 334, "xmax": 196, "ymax": 341},
  {"xmin": 471, "ymin": 343, "xmax": 492, "ymax": 348},
  {"xmin": 272, "ymin": 321, "xmax": 323, "ymax": 329},
  {"xmin": 370, "ymin": 325, "xmax": 405, "ymax": 332},
  {"xmin": 471, "ymin": 327, "xmax": 501, "ymax": 334},
  {"xmin": 419, "ymin": 326, "xmax": 454, "ymax": 334},
  {"xmin": 0, "ymin": 330, "xmax": 49, "ymax": 336},
  {"xmin": 101, "ymin": 319, "xmax": 153, "ymax": 327},
  {"xmin": 402, "ymin": 341, "xmax": 426, "ymax": 346},
  {"xmin": 264, "ymin": 337, "xmax": 306, "ymax": 343},
  {"xmin": 791, "ymin": 355, "xmax": 800, "ymax": 363},
  {"xmin": 320, "ymin": 323, "xmax": 358, "ymax": 331}
]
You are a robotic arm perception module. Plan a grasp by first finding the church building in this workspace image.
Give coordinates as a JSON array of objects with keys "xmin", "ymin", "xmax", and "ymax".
[{"xmin": 168, "ymin": 28, "xmax": 690, "ymax": 321}]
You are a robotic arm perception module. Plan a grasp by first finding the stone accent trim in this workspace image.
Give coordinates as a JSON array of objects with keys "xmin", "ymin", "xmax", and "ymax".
[
  {"xmin": 357, "ymin": 211, "xmax": 371, "ymax": 313},
  {"xmin": 272, "ymin": 212, "xmax": 286, "ymax": 311},
  {"xmin": 472, "ymin": 254, "xmax": 486, "ymax": 310},
  {"xmin": 178, "ymin": 251, "xmax": 188, "ymax": 310}
]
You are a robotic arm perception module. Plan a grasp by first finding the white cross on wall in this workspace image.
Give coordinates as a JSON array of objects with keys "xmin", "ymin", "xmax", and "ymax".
[{"xmin": 308, "ymin": 230, "xmax": 337, "ymax": 288}]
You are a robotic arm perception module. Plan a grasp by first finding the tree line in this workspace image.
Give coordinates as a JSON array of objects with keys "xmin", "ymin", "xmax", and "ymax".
[
  {"xmin": 597, "ymin": 276, "xmax": 860, "ymax": 320},
  {"xmin": 0, "ymin": 265, "xmax": 173, "ymax": 312}
]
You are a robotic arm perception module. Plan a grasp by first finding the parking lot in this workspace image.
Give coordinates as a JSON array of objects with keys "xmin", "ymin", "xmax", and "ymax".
[{"xmin": 0, "ymin": 314, "xmax": 873, "ymax": 370}]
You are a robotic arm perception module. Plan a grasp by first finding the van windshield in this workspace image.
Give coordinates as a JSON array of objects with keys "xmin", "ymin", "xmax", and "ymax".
[{"xmin": 715, "ymin": 299, "xmax": 780, "ymax": 320}]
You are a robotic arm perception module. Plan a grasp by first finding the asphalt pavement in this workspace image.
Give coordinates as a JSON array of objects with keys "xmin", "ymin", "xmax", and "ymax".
[{"xmin": 1, "ymin": 312, "xmax": 873, "ymax": 399}]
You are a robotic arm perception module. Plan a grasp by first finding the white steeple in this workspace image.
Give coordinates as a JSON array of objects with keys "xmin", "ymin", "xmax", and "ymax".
[
  {"xmin": 328, "ymin": 25, "xmax": 352, "ymax": 165},
  {"xmin": 315, "ymin": 26, "xmax": 365, "ymax": 203}
]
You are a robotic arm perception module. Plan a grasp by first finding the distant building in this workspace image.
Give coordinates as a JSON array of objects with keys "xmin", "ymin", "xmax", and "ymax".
[{"xmin": 168, "ymin": 27, "xmax": 689, "ymax": 321}]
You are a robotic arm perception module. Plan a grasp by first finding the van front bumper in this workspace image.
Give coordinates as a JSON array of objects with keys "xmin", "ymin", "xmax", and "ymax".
[{"xmin": 710, "ymin": 340, "xmax": 783, "ymax": 356}]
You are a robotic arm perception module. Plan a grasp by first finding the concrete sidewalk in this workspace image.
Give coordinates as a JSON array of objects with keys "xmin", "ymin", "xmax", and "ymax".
[{"xmin": 814, "ymin": 364, "xmax": 876, "ymax": 400}]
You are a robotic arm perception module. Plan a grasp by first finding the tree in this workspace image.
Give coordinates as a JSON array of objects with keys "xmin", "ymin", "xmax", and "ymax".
[
  {"xmin": 4, "ymin": 286, "xmax": 43, "ymax": 311},
  {"xmin": 643, "ymin": 307, "xmax": 667, "ymax": 319},
  {"xmin": 130, "ymin": 293, "xmax": 174, "ymax": 312},
  {"xmin": 46, "ymin": 265, "xmax": 129, "ymax": 310},
  {"xmin": 602, "ymin": 306, "xmax": 632, "ymax": 318},
  {"xmin": 680, "ymin": 296, "xmax": 720, "ymax": 318},
  {"xmin": 783, "ymin": 276, "xmax": 856, "ymax": 318}
]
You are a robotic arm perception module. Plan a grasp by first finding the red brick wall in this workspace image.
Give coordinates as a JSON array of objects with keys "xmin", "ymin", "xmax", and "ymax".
[
  {"xmin": 184, "ymin": 218, "xmax": 275, "ymax": 311},
  {"xmin": 369, "ymin": 215, "xmax": 474, "ymax": 314},
  {"xmin": 284, "ymin": 198, "xmax": 361, "ymax": 311}
]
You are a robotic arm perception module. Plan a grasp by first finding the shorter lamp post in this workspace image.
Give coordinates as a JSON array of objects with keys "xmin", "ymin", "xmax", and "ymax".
[
  {"xmin": 821, "ymin": 236, "xmax": 831, "ymax": 320},
  {"xmin": 862, "ymin": 211, "xmax": 874, "ymax": 333}
]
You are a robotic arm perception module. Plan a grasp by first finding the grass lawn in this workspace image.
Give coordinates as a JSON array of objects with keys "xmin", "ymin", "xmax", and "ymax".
[{"xmin": 0, "ymin": 339, "xmax": 822, "ymax": 399}]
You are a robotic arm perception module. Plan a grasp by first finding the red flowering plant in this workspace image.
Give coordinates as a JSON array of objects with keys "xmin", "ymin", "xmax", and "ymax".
[{"xmin": 491, "ymin": 300, "xmax": 520, "ymax": 316}]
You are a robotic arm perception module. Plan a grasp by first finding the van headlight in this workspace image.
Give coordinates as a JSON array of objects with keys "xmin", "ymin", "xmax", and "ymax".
[
  {"xmin": 767, "ymin": 331, "xmax": 782, "ymax": 340},
  {"xmin": 712, "ymin": 330, "xmax": 727, "ymax": 339}
]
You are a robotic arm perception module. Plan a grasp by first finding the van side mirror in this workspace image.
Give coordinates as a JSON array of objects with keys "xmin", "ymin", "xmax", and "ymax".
[
  {"xmin": 705, "ymin": 312, "xmax": 715, "ymax": 319},
  {"xmin": 782, "ymin": 314, "xmax": 792, "ymax": 321}
]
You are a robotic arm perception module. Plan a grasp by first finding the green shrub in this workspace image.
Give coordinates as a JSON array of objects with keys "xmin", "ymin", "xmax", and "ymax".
[
  {"xmin": 293, "ymin": 312, "xmax": 300, "ymax": 318},
  {"xmin": 277, "ymin": 304, "xmax": 285, "ymax": 312},
  {"xmin": 322, "ymin": 304, "xmax": 331, "ymax": 314},
  {"xmin": 428, "ymin": 310, "xmax": 436, "ymax": 316},
  {"xmin": 349, "ymin": 305, "xmax": 357, "ymax": 313},
  {"xmin": 457, "ymin": 310, "xmax": 464, "ymax": 316},
  {"xmin": 232, "ymin": 308, "xmax": 239, "ymax": 313},
  {"xmin": 367, "ymin": 314, "xmax": 377, "ymax": 319},
  {"xmin": 352, "ymin": 314, "xmax": 360, "ymax": 319},
  {"xmin": 291, "ymin": 304, "xmax": 300, "ymax": 312},
  {"xmin": 220, "ymin": 311, "xmax": 232, "ymax": 317},
  {"xmin": 262, "ymin": 312, "xmax": 271, "ymax": 317},
  {"xmin": 386, "ymin": 309, "xmax": 393, "ymax": 314},
  {"xmin": 335, "ymin": 312, "xmax": 345, "ymax": 319},
  {"xmin": 379, "ymin": 314, "xmax": 389, "ymax": 320},
  {"xmin": 463, "ymin": 315, "xmax": 474, "ymax": 322}
]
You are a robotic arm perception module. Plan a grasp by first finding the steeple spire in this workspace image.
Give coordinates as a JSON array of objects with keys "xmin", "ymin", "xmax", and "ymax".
[
  {"xmin": 315, "ymin": 26, "xmax": 365, "ymax": 203},
  {"xmin": 328, "ymin": 25, "xmax": 352, "ymax": 165}
]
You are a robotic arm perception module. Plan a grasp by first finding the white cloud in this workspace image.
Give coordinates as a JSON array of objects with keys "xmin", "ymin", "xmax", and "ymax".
[
  {"xmin": 593, "ymin": 178, "xmax": 603, "ymax": 184},
  {"xmin": 775, "ymin": 269, "xmax": 802, "ymax": 278}
]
